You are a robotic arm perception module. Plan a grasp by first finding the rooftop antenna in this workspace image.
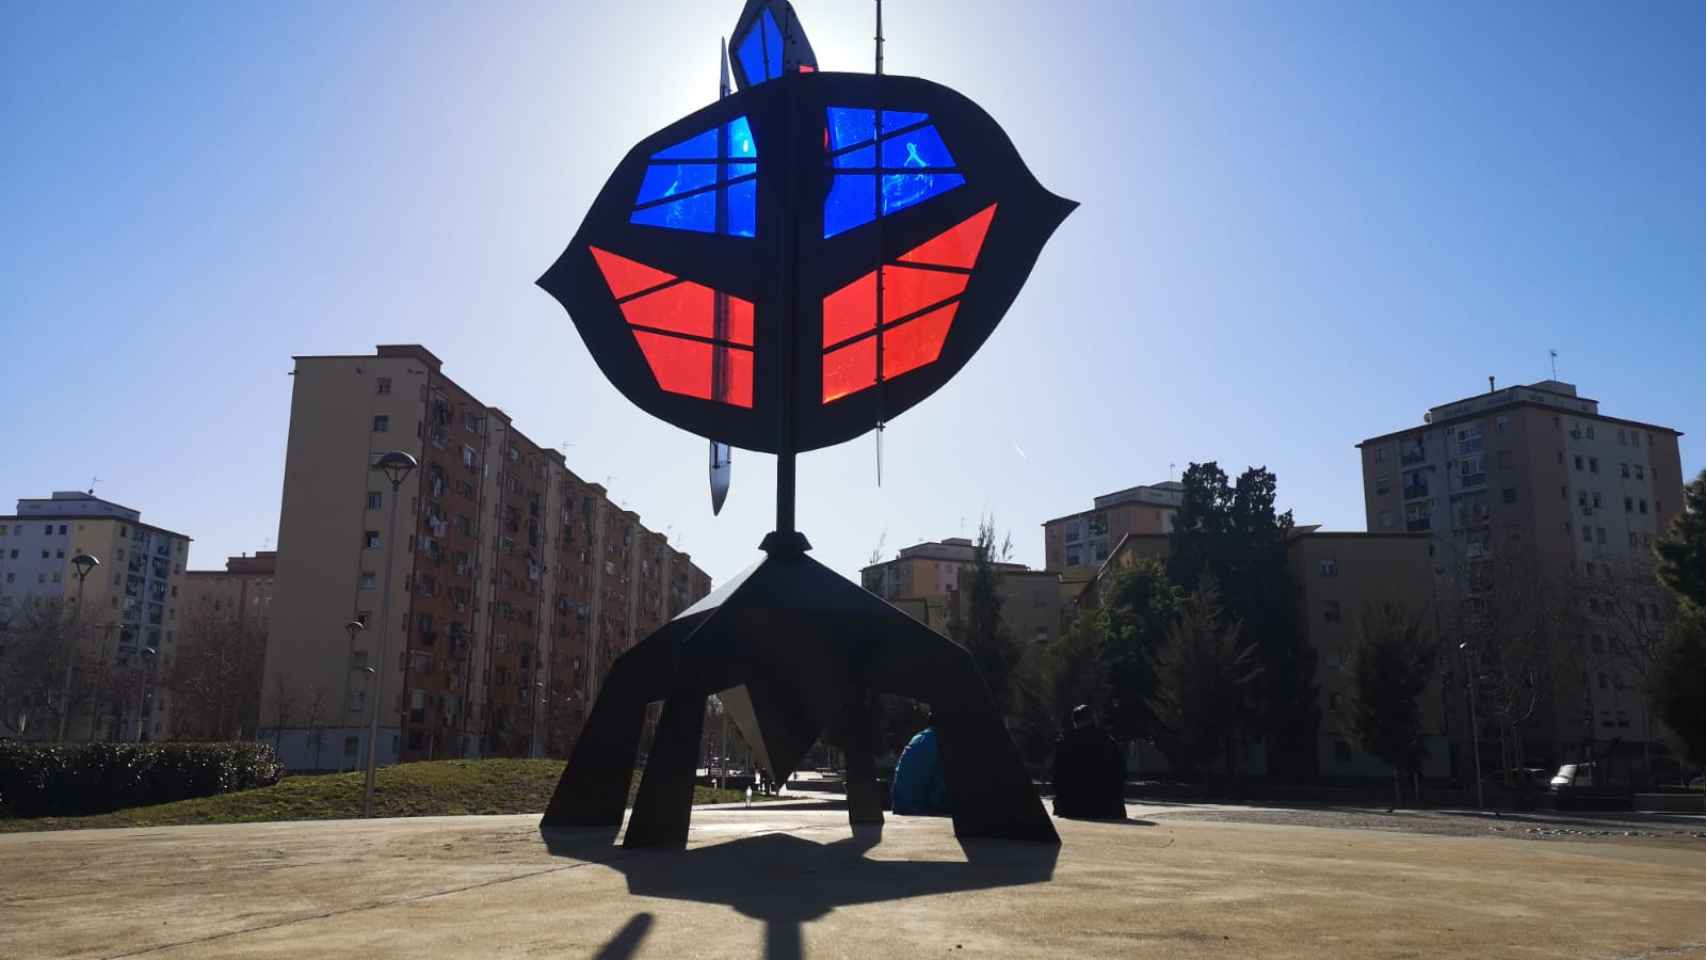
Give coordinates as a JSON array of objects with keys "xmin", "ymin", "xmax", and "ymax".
[
  {"xmin": 1169, "ymin": 462, "xmax": 1176, "ymax": 482},
  {"xmin": 88, "ymin": 475, "xmax": 100, "ymax": 495},
  {"xmin": 1549, "ymin": 349, "xmax": 1559, "ymax": 380},
  {"xmin": 876, "ymin": 0, "xmax": 884, "ymax": 75}
]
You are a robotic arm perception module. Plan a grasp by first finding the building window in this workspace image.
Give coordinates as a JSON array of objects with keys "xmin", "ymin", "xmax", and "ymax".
[
  {"xmin": 363, "ymin": 531, "xmax": 380, "ymax": 549},
  {"xmin": 1372, "ymin": 446, "xmax": 1388, "ymax": 464},
  {"xmin": 1621, "ymin": 463, "xmax": 1630, "ymax": 478},
  {"xmin": 343, "ymin": 736, "xmax": 360, "ymax": 756},
  {"xmin": 1574, "ymin": 455, "xmax": 1584, "ymax": 471},
  {"xmin": 1582, "ymin": 525, "xmax": 1593, "ymax": 543},
  {"xmin": 1639, "ymin": 499, "xmax": 1648, "ymax": 515},
  {"xmin": 1374, "ymin": 475, "xmax": 1390, "ymax": 495},
  {"xmin": 373, "ymin": 415, "xmax": 390, "ymax": 433},
  {"xmin": 1585, "ymin": 425, "xmax": 1595, "ymax": 439},
  {"xmin": 1319, "ymin": 559, "xmax": 1338, "ymax": 578},
  {"xmin": 367, "ymin": 491, "xmax": 382, "ymax": 510},
  {"xmin": 1495, "ymin": 415, "xmax": 1509, "ymax": 434},
  {"xmin": 1625, "ymin": 496, "xmax": 1634, "ymax": 513},
  {"xmin": 1617, "ymin": 428, "xmax": 1627, "ymax": 445},
  {"xmin": 1597, "ymin": 527, "xmax": 1607, "ymax": 545},
  {"xmin": 377, "ymin": 377, "xmax": 392, "ymax": 395},
  {"xmin": 1589, "ymin": 457, "xmax": 1599, "ymax": 473},
  {"xmin": 360, "ymin": 572, "xmax": 377, "ymax": 590},
  {"xmin": 1378, "ymin": 510, "xmax": 1395, "ymax": 530},
  {"xmin": 1323, "ymin": 601, "xmax": 1342, "ymax": 623},
  {"xmin": 1502, "ymin": 488, "xmax": 1518, "ymax": 505},
  {"xmin": 1635, "ymin": 465, "xmax": 1645, "ymax": 481},
  {"xmin": 1592, "ymin": 492, "xmax": 1602, "ymax": 509}
]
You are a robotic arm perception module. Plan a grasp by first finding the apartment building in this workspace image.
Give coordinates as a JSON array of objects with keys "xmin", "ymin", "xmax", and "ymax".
[
  {"xmin": 179, "ymin": 551, "xmax": 276, "ymax": 630},
  {"xmin": 1358, "ymin": 378, "xmax": 1686, "ymax": 765},
  {"xmin": 861, "ymin": 537, "xmax": 1027, "ymax": 636},
  {"xmin": 0, "ymin": 491, "xmax": 192, "ymax": 741},
  {"xmin": 1076, "ymin": 528, "xmax": 1442, "ymax": 778},
  {"xmin": 260, "ymin": 345, "xmax": 711, "ymax": 771},
  {"xmin": 1042, "ymin": 481, "xmax": 1182, "ymax": 579}
]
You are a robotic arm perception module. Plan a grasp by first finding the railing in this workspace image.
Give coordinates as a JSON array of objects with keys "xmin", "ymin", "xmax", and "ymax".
[
  {"xmin": 1402, "ymin": 484, "xmax": 1429, "ymax": 501},
  {"xmin": 1406, "ymin": 517, "xmax": 1432, "ymax": 532},
  {"xmin": 1459, "ymin": 472, "xmax": 1487, "ymax": 488}
]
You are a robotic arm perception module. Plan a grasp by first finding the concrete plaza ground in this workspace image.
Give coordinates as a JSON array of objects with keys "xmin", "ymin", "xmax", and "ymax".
[{"xmin": 1, "ymin": 799, "xmax": 1703, "ymax": 959}]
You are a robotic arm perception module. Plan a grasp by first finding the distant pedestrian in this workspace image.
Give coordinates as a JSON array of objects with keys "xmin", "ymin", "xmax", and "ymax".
[
  {"xmin": 1051, "ymin": 705, "xmax": 1126, "ymax": 820},
  {"xmin": 891, "ymin": 726, "xmax": 950, "ymax": 815}
]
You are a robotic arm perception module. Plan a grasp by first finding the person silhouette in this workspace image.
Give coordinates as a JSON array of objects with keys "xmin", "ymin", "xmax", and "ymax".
[{"xmin": 1051, "ymin": 705, "xmax": 1127, "ymax": 820}]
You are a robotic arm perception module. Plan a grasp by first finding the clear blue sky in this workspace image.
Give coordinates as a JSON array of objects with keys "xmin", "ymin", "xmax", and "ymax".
[{"xmin": 4, "ymin": 1, "xmax": 1703, "ymax": 585}]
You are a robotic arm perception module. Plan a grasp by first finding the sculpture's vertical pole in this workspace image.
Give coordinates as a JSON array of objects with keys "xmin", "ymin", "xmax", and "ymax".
[{"xmin": 774, "ymin": 28, "xmax": 800, "ymax": 539}]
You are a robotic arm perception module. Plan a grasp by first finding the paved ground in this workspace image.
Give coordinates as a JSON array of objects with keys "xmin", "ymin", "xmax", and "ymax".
[{"xmin": 2, "ymin": 799, "xmax": 1703, "ymax": 959}]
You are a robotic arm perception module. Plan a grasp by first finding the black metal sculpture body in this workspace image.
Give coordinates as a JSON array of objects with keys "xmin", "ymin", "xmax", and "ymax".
[{"xmin": 538, "ymin": 0, "xmax": 1073, "ymax": 846}]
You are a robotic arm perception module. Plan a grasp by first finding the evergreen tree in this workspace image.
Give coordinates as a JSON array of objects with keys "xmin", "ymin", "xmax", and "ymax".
[
  {"xmin": 1095, "ymin": 559, "xmax": 1180, "ymax": 743},
  {"xmin": 1655, "ymin": 469, "xmax": 1706, "ymax": 611},
  {"xmin": 956, "ymin": 517, "xmax": 1021, "ymax": 717},
  {"xmin": 1649, "ymin": 612, "xmax": 1706, "ymax": 770},
  {"xmin": 1148, "ymin": 579, "xmax": 1262, "ymax": 780},
  {"xmin": 1344, "ymin": 602, "xmax": 1438, "ymax": 808},
  {"xmin": 1168, "ymin": 462, "xmax": 1318, "ymax": 778}
]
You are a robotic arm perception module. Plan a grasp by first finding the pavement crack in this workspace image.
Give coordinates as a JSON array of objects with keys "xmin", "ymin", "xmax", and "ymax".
[{"xmin": 98, "ymin": 861, "xmax": 595, "ymax": 959}]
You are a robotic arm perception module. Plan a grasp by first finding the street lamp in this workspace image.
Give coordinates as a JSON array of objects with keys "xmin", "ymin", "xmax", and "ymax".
[
  {"xmin": 134, "ymin": 647, "xmax": 157, "ymax": 742},
  {"xmin": 1459, "ymin": 641, "xmax": 1485, "ymax": 811},
  {"xmin": 60, "ymin": 553, "xmax": 101, "ymax": 742},
  {"xmin": 363, "ymin": 450, "xmax": 416, "ymax": 818}
]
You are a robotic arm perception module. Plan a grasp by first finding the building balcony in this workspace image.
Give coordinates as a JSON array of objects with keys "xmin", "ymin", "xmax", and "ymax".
[
  {"xmin": 1402, "ymin": 486, "xmax": 1429, "ymax": 501},
  {"xmin": 1459, "ymin": 473, "xmax": 1487, "ymax": 488},
  {"xmin": 1406, "ymin": 517, "xmax": 1432, "ymax": 532}
]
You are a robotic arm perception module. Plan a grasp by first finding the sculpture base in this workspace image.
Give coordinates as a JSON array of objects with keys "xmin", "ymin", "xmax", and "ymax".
[{"xmin": 541, "ymin": 541, "xmax": 1058, "ymax": 846}]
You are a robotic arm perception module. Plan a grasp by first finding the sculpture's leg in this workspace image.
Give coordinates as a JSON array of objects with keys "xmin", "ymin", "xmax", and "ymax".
[
  {"xmin": 542, "ymin": 624, "xmax": 686, "ymax": 829},
  {"xmin": 844, "ymin": 686, "xmax": 884, "ymax": 826},
  {"xmin": 623, "ymin": 688, "xmax": 708, "ymax": 848},
  {"xmin": 862, "ymin": 608, "xmax": 1059, "ymax": 844}
]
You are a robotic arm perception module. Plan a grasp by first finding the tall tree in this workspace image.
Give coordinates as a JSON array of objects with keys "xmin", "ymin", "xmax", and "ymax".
[
  {"xmin": 1095, "ymin": 559, "xmax": 1180, "ymax": 743},
  {"xmin": 165, "ymin": 602, "xmax": 267, "ymax": 740},
  {"xmin": 1344, "ymin": 602, "xmax": 1438, "ymax": 808},
  {"xmin": 1167, "ymin": 462, "xmax": 1316, "ymax": 777},
  {"xmin": 1148, "ymin": 580, "xmax": 1262, "ymax": 780},
  {"xmin": 1655, "ymin": 468, "xmax": 1706, "ymax": 611},
  {"xmin": 1649, "ymin": 611, "xmax": 1706, "ymax": 772},
  {"xmin": 955, "ymin": 517, "xmax": 1021, "ymax": 718}
]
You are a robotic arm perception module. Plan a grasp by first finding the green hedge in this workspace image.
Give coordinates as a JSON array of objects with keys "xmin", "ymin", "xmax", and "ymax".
[{"xmin": 0, "ymin": 742, "xmax": 284, "ymax": 818}]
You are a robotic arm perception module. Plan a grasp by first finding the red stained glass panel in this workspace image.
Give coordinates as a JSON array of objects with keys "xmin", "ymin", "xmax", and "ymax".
[
  {"xmin": 882, "ymin": 303, "xmax": 958, "ymax": 379},
  {"xmin": 619, "ymin": 282, "xmax": 715, "ymax": 338},
  {"xmin": 881, "ymin": 266, "xmax": 968, "ymax": 323},
  {"xmin": 590, "ymin": 246, "xmax": 677, "ymax": 299},
  {"xmin": 822, "ymin": 336, "xmax": 877, "ymax": 402},
  {"xmin": 897, "ymin": 204, "xmax": 997, "ymax": 269},
  {"xmin": 633, "ymin": 331, "xmax": 713, "ymax": 401},
  {"xmin": 822, "ymin": 272, "xmax": 877, "ymax": 346},
  {"xmin": 724, "ymin": 296, "xmax": 755, "ymax": 346},
  {"xmin": 720, "ymin": 346, "xmax": 754, "ymax": 408}
]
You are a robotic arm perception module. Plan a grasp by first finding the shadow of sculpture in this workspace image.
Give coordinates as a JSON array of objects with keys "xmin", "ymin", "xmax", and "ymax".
[
  {"xmin": 542, "ymin": 823, "xmax": 1058, "ymax": 960},
  {"xmin": 592, "ymin": 912, "xmax": 654, "ymax": 960}
]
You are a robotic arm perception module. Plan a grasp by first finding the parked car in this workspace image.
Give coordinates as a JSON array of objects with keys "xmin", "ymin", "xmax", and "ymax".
[{"xmin": 1550, "ymin": 762, "xmax": 1597, "ymax": 790}]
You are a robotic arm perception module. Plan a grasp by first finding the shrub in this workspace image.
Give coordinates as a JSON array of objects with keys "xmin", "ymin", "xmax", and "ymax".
[{"xmin": 0, "ymin": 741, "xmax": 283, "ymax": 817}]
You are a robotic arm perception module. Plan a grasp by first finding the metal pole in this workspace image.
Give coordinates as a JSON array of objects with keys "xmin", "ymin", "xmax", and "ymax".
[
  {"xmin": 875, "ymin": 0, "xmax": 884, "ymax": 76},
  {"xmin": 60, "ymin": 570, "xmax": 89, "ymax": 743},
  {"xmin": 363, "ymin": 476, "xmax": 405, "ymax": 817}
]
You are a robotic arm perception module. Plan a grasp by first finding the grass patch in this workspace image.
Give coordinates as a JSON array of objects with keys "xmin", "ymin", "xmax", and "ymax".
[{"xmin": 0, "ymin": 759, "xmax": 757, "ymax": 833}]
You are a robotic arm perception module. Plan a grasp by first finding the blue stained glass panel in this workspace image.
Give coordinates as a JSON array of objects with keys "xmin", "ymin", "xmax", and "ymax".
[
  {"xmin": 652, "ymin": 129, "xmax": 719, "ymax": 161},
  {"xmin": 630, "ymin": 191, "xmax": 717, "ymax": 233},
  {"xmin": 634, "ymin": 164, "xmax": 719, "ymax": 205},
  {"xmin": 824, "ymin": 175, "xmax": 876, "ymax": 237},
  {"xmin": 880, "ymin": 126, "xmax": 956, "ymax": 170},
  {"xmin": 760, "ymin": 10, "xmax": 784, "ymax": 78},
  {"xmin": 726, "ymin": 117, "xmax": 757, "ymax": 158},
  {"xmin": 827, "ymin": 108, "xmax": 876, "ymax": 151},
  {"xmin": 880, "ymin": 110, "xmax": 929, "ymax": 133},
  {"xmin": 727, "ymin": 162, "xmax": 758, "ymax": 179},
  {"xmin": 736, "ymin": 29, "xmax": 767, "ymax": 87},
  {"xmin": 832, "ymin": 145, "xmax": 876, "ymax": 169},
  {"xmin": 726, "ymin": 180, "xmax": 757, "ymax": 237},
  {"xmin": 882, "ymin": 172, "xmax": 965, "ymax": 215}
]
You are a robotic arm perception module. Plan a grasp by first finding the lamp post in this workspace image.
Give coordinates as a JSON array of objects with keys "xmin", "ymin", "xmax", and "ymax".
[
  {"xmin": 133, "ymin": 646, "xmax": 157, "ymax": 742},
  {"xmin": 60, "ymin": 553, "xmax": 101, "ymax": 743},
  {"xmin": 363, "ymin": 451, "xmax": 417, "ymax": 818},
  {"xmin": 1459, "ymin": 641, "xmax": 1485, "ymax": 810}
]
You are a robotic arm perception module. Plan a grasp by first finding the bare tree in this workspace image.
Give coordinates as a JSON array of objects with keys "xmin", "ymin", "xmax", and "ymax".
[
  {"xmin": 164, "ymin": 602, "xmax": 266, "ymax": 740},
  {"xmin": 0, "ymin": 597, "xmax": 73, "ymax": 739},
  {"xmin": 303, "ymin": 685, "xmax": 329, "ymax": 769},
  {"xmin": 1570, "ymin": 556, "xmax": 1674, "ymax": 782}
]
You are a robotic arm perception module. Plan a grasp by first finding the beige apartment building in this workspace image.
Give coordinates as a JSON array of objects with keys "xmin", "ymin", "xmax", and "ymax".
[
  {"xmin": 179, "ymin": 551, "xmax": 276, "ymax": 630},
  {"xmin": 0, "ymin": 491, "xmax": 192, "ymax": 742},
  {"xmin": 1075, "ymin": 528, "xmax": 1443, "ymax": 778},
  {"xmin": 260, "ymin": 344, "xmax": 711, "ymax": 771},
  {"xmin": 861, "ymin": 538, "xmax": 1028, "ymax": 636},
  {"xmin": 1042, "ymin": 481, "xmax": 1182, "ymax": 580},
  {"xmin": 1358, "ymin": 378, "xmax": 1687, "ymax": 769}
]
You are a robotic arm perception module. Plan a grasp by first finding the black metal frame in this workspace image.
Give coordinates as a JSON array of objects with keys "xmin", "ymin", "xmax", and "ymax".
[{"xmin": 537, "ymin": 71, "xmax": 1075, "ymax": 454}]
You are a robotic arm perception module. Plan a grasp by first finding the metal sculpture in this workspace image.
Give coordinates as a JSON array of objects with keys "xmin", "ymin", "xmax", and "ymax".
[{"xmin": 538, "ymin": 0, "xmax": 1074, "ymax": 847}]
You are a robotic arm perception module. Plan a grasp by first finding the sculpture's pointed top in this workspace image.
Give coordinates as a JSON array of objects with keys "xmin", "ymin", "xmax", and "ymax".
[
  {"xmin": 728, "ymin": 0, "xmax": 817, "ymax": 91},
  {"xmin": 719, "ymin": 37, "xmax": 732, "ymax": 99}
]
